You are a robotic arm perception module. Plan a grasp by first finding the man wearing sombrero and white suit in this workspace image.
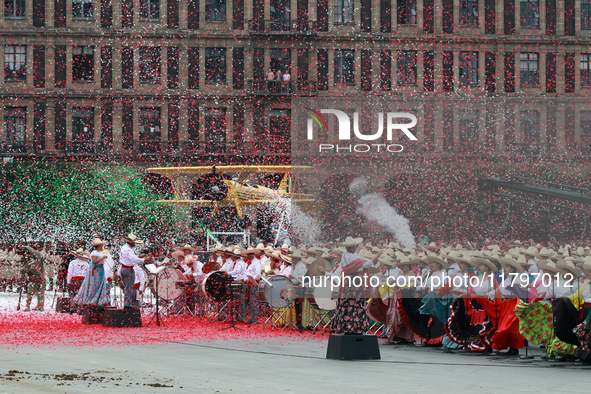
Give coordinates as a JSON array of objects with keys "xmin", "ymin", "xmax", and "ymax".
[{"xmin": 119, "ymin": 234, "xmax": 150, "ymax": 309}]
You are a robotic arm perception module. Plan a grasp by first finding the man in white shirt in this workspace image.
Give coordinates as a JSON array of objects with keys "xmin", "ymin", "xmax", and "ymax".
[
  {"xmin": 282, "ymin": 71, "xmax": 291, "ymax": 93},
  {"xmin": 67, "ymin": 249, "xmax": 89, "ymax": 311},
  {"xmin": 226, "ymin": 248, "xmax": 247, "ymax": 322},
  {"xmin": 119, "ymin": 234, "xmax": 149, "ymax": 309},
  {"xmin": 243, "ymin": 248, "xmax": 263, "ymax": 324}
]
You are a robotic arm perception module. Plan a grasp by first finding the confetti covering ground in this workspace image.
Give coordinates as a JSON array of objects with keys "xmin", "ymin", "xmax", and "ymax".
[{"xmin": 0, "ymin": 292, "xmax": 317, "ymax": 350}]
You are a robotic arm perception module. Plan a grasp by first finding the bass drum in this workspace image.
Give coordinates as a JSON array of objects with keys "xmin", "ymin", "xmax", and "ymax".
[
  {"xmin": 202, "ymin": 270, "xmax": 233, "ymax": 302},
  {"xmin": 311, "ymin": 283, "xmax": 337, "ymax": 311},
  {"xmin": 156, "ymin": 268, "xmax": 186, "ymax": 300},
  {"xmin": 260, "ymin": 275, "xmax": 292, "ymax": 308}
]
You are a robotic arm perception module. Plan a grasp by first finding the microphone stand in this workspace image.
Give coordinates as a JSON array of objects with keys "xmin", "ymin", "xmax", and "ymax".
[
  {"xmin": 147, "ymin": 271, "xmax": 165, "ymax": 327},
  {"xmin": 220, "ymin": 283, "xmax": 244, "ymax": 331},
  {"xmin": 520, "ymin": 272, "xmax": 534, "ymax": 359}
]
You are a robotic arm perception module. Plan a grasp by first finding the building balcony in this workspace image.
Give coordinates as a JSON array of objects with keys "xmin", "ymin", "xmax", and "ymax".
[
  {"xmin": 0, "ymin": 142, "xmax": 35, "ymax": 156},
  {"xmin": 250, "ymin": 81, "xmax": 317, "ymax": 96},
  {"xmin": 248, "ymin": 19, "xmax": 317, "ymax": 35}
]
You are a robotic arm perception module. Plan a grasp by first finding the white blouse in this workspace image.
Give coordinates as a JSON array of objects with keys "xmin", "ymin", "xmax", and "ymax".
[{"xmin": 90, "ymin": 250, "xmax": 105, "ymax": 265}]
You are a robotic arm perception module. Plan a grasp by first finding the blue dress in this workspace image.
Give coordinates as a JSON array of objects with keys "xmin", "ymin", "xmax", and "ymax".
[{"xmin": 73, "ymin": 259, "xmax": 110, "ymax": 307}]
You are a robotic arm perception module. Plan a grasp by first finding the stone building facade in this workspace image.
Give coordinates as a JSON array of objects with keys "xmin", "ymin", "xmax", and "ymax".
[{"xmin": 1, "ymin": 0, "xmax": 591, "ymax": 161}]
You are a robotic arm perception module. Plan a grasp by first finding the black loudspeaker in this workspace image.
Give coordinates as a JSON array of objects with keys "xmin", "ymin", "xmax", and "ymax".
[
  {"xmin": 82, "ymin": 305, "xmax": 104, "ymax": 324},
  {"xmin": 326, "ymin": 334, "xmax": 381, "ymax": 360},
  {"xmin": 56, "ymin": 297, "xmax": 70, "ymax": 313},
  {"xmin": 103, "ymin": 307, "xmax": 143, "ymax": 328}
]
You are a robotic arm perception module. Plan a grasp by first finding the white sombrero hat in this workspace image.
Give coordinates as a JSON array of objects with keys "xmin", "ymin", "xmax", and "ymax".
[
  {"xmin": 499, "ymin": 256, "xmax": 524, "ymax": 274},
  {"xmin": 123, "ymin": 233, "xmax": 143, "ymax": 244},
  {"xmin": 338, "ymin": 237, "xmax": 364, "ymax": 248}
]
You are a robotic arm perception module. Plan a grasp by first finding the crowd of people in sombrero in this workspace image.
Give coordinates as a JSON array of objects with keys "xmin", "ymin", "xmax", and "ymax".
[
  {"xmin": 319, "ymin": 237, "xmax": 591, "ymax": 363},
  {"xmin": 4, "ymin": 233, "xmax": 591, "ymax": 363}
]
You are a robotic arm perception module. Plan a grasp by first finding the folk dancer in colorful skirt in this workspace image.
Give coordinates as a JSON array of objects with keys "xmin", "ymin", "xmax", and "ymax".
[
  {"xmin": 479, "ymin": 255, "xmax": 526, "ymax": 356},
  {"xmin": 444, "ymin": 255, "xmax": 497, "ymax": 352},
  {"xmin": 73, "ymin": 239, "xmax": 110, "ymax": 308},
  {"xmin": 525, "ymin": 259, "xmax": 585, "ymax": 360},
  {"xmin": 376, "ymin": 253, "xmax": 418, "ymax": 344},
  {"xmin": 332, "ymin": 237, "xmax": 382, "ymax": 334}
]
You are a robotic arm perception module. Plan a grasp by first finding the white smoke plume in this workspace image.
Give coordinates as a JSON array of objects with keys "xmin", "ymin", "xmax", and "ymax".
[
  {"xmin": 349, "ymin": 177, "xmax": 416, "ymax": 248},
  {"xmin": 271, "ymin": 196, "xmax": 321, "ymax": 246}
]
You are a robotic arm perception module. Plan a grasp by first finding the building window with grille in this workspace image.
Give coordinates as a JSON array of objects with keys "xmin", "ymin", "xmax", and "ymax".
[
  {"xmin": 269, "ymin": 109, "xmax": 291, "ymax": 153},
  {"xmin": 459, "ymin": 0, "xmax": 478, "ymax": 27},
  {"xmin": 520, "ymin": 0, "xmax": 539, "ymax": 27},
  {"xmin": 334, "ymin": 50, "xmax": 354, "ymax": 85},
  {"xmin": 139, "ymin": 47, "xmax": 161, "ymax": 83},
  {"xmin": 397, "ymin": 50, "xmax": 417, "ymax": 85},
  {"xmin": 4, "ymin": 0, "xmax": 25, "ymax": 18},
  {"xmin": 334, "ymin": 0, "xmax": 354, "ymax": 23},
  {"xmin": 73, "ymin": 46, "xmax": 94, "ymax": 82},
  {"xmin": 72, "ymin": 107, "xmax": 95, "ymax": 153},
  {"xmin": 582, "ymin": 54, "xmax": 591, "ymax": 87},
  {"xmin": 205, "ymin": 48, "xmax": 226, "ymax": 84},
  {"xmin": 4, "ymin": 107, "xmax": 26, "ymax": 147},
  {"xmin": 458, "ymin": 111, "xmax": 479, "ymax": 154},
  {"xmin": 205, "ymin": 0, "xmax": 226, "ymax": 21},
  {"xmin": 204, "ymin": 108, "xmax": 226, "ymax": 153},
  {"xmin": 459, "ymin": 51, "xmax": 479, "ymax": 85},
  {"xmin": 520, "ymin": 110, "xmax": 540, "ymax": 154},
  {"xmin": 397, "ymin": 0, "xmax": 416, "ymax": 25},
  {"xmin": 140, "ymin": 0, "xmax": 160, "ymax": 20},
  {"xmin": 73, "ymin": 0, "xmax": 95, "ymax": 18},
  {"xmin": 4, "ymin": 45, "xmax": 26, "ymax": 81},
  {"xmin": 583, "ymin": 0, "xmax": 591, "ymax": 30},
  {"xmin": 520, "ymin": 52, "xmax": 539, "ymax": 88},
  {"xmin": 139, "ymin": 108, "xmax": 161, "ymax": 152}
]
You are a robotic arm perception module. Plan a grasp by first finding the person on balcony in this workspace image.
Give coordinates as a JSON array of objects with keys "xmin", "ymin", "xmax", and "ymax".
[
  {"xmin": 266, "ymin": 69, "xmax": 275, "ymax": 92},
  {"xmin": 275, "ymin": 70, "xmax": 283, "ymax": 93},
  {"xmin": 283, "ymin": 71, "xmax": 291, "ymax": 93}
]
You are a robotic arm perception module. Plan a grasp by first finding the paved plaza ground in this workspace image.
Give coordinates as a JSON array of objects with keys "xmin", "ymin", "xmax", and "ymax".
[
  {"xmin": 1, "ymin": 292, "xmax": 590, "ymax": 393},
  {"xmin": 2, "ymin": 334, "xmax": 591, "ymax": 393}
]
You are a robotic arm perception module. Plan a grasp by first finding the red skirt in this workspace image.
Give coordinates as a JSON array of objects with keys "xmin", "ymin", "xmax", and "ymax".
[{"xmin": 480, "ymin": 298, "xmax": 525, "ymax": 350}]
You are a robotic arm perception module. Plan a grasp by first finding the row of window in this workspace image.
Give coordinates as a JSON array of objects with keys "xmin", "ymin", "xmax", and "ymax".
[
  {"xmin": 5, "ymin": 0, "xmax": 217, "ymax": 21},
  {"xmin": 4, "ymin": 0, "xmax": 591, "ymax": 33},
  {"xmin": 5, "ymin": 45, "xmax": 590, "ymax": 91},
  {"xmin": 2, "ymin": 105, "xmax": 291, "ymax": 153},
  {"xmin": 7, "ymin": 104, "xmax": 591, "ymax": 156}
]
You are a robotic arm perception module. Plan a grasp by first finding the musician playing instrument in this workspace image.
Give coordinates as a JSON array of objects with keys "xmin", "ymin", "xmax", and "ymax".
[
  {"xmin": 119, "ymin": 234, "xmax": 151, "ymax": 309},
  {"xmin": 186, "ymin": 251, "xmax": 206, "ymax": 317},
  {"xmin": 226, "ymin": 248, "xmax": 248, "ymax": 322},
  {"xmin": 243, "ymin": 247, "xmax": 263, "ymax": 324},
  {"xmin": 290, "ymin": 249, "xmax": 308, "ymax": 331}
]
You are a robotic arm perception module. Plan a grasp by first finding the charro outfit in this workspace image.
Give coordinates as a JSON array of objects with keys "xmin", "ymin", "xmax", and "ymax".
[{"xmin": 119, "ymin": 243, "xmax": 144, "ymax": 308}]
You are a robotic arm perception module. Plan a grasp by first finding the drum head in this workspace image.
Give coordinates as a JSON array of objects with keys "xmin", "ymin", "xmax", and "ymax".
[
  {"xmin": 202, "ymin": 271, "xmax": 232, "ymax": 302},
  {"xmin": 202, "ymin": 261, "xmax": 220, "ymax": 274},
  {"xmin": 313, "ymin": 283, "xmax": 337, "ymax": 311},
  {"xmin": 262, "ymin": 275, "xmax": 292, "ymax": 308},
  {"xmin": 157, "ymin": 268, "xmax": 185, "ymax": 300}
]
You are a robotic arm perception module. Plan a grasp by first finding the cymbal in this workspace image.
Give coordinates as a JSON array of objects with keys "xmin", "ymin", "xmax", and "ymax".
[{"xmin": 309, "ymin": 258, "xmax": 331, "ymax": 276}]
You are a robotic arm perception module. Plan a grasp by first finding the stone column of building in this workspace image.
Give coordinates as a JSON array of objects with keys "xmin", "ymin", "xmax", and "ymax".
[{"xmin": 113, "ymin": 100, "xmax": 123, "ymax": 151}]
